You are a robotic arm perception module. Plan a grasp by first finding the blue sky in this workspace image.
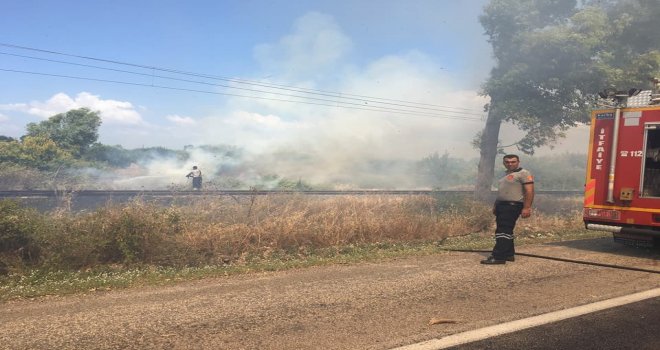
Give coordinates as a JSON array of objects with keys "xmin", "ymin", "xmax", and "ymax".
[{"xmin": 0, "ymin": 0, "xmax": 585, "ymax": 186}]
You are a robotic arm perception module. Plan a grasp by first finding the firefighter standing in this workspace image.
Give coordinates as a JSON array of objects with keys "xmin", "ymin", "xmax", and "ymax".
[
  {"xmin": 186, "ymin": 166, "xmax": 202, "ymax": 190},
  {"xmin": 481, "ymin": 154, "xmax": 535, "ymax": 264}
]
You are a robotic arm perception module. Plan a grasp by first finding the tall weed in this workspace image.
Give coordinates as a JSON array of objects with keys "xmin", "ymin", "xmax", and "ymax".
[
  {"xmin": 1, "ymin": 194, "xmax": 585, "ymax": 274},
  {"xmin": 0, "ymin": 200, "xmax": 45, "ymax": 274}
]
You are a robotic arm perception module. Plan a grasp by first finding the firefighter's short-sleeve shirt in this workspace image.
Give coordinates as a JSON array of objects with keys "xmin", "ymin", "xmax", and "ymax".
[{"xmin": 496, "ymin": 168, "xmax": 534, "ymax": 202}]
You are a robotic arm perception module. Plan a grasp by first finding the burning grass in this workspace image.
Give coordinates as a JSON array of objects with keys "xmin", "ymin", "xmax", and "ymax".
[{"xmin": 0, "ymin": 194, "xmax": 592, "ymax": 300}]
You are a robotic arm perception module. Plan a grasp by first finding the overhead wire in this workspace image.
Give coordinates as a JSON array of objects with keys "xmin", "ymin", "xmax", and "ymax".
[
  {"xmin": 0, "ymin": 68, "xmax": 482, "ymax": 121},
  {"xmin": 0, "ymin": 51, "xmax": 484, "ymax": 120},
  {"xmin": 0, "ymin": 42, "xmax": 485, "ymax": 113},
  {"xmin": 0, "ymin": 42, "xmax": 487, "ymax": 120}
]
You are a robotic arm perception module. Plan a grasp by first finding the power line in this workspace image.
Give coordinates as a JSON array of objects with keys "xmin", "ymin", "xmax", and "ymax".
[
  {"xmin": 0, "ymin": 51, "xmax": 485, "ymax": 119},
  {"xmin": 0, "ymin": 42, "xmax": 486, "ymax": 114},
  {"xmin": 0, "ymin": 68, "xmax": 484, "ymax": 121}
]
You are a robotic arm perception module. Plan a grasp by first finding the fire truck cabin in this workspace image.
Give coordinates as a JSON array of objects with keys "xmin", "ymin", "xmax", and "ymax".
[{"xmin": 583, "ymin": 82, "xmax": 660, "ymax": 247}]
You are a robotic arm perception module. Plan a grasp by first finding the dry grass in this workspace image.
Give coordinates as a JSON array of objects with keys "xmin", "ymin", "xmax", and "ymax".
[
  {"xmin": 173, "ymin": 194, "xmax": 493, "ymax": 264},
  {"xmin": 0, "ymin": 194, "xmax": 597, "ymax": 300},
  {"xmin": 2, "ymin": 194, "xmax": 587, "ymax": 274}
]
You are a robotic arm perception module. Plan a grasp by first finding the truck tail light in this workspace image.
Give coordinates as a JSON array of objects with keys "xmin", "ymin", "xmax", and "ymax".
[{"xmin": 584, "ymin": 208, "xmax": 621, "ymax": 220}]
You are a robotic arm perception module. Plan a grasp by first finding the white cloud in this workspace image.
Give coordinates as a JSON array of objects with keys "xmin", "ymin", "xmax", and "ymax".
[
  {"xmin": 0, "ymin": 92, "xmax": 144, "ymax": 125},
  {"xmin": 0, "ymin": 113, "xmax": 8, "ymax": 123},
  {"xmin": 166, "ymin": 114, "xmax": 196, "ymax": 126}
]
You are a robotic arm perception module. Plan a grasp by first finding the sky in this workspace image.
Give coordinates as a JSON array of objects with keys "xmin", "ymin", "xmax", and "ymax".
[{"xmin": 0, "ymin": 0, "xmax": 590, "ymax": 188}]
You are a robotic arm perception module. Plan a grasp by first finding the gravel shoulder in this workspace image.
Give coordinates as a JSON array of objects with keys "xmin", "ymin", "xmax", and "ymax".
[{"xmin": 1, "ymin": 237, "xmax": 659, "ymax": 350}]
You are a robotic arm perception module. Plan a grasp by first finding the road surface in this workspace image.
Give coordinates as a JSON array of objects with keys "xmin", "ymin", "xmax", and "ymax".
[{"xmin": 1, "ymin": 238, "xmax": 658, "ymax": 349}]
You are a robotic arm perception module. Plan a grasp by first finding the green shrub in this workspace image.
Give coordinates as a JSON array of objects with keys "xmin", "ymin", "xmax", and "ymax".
[
  {"xmin": 82, "ymin": 201, "xmax": 183, "ymax": 265},
  {"xmin": 1, "ymin": 194, "xmax": 585, "ymax": 277},
  {"xmin": 0, "ymin": 200, "xmax": 43, "ymax": 273},
  {"xmin": 32, "ymin": 200, "xmax": 186, "ymax": 269},
  {"xmin": 0, "ymin": 164, "xmax": 51, "ymax": 190}
]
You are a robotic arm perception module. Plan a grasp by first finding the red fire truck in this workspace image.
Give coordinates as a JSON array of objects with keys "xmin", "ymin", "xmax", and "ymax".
[{"xmin": 583, "ymin": 81, "xmax": 660, "ymax": 247}]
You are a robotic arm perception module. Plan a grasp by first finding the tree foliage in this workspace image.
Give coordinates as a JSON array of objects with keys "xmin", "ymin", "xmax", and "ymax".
[
  {"xmin": 523, "ymin": 153, "xmax": 586, "ymax": 190},
  {"xmin": 0, "ymin": 163, "xmax": 52, "ymax": 190},
  {"xmin": 85, "ymin": 144, "xmax": 189, "ymax": 167},
  {"xmin": 416, "ymin": 151, "xmax": 475, "ymax": 189},
  {"xmin": 475, "ymin": 0, "xmax": 660, "ymax": 198},
  {"xmin": 85, "ymin": 143, "xmax": 135, "ymax": 167},
  {"xmin": 481, "ymin": 0, "xmax": 659, "ymax": 152},
  {"xmin": 25, "ymin": 108, "xmax": 101, "ymax": 157},
  {"xmin": 0, "ymin": 135, "xmax": 73, "ymax": 170}
]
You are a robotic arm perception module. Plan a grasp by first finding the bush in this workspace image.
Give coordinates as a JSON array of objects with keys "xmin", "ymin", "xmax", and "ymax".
[
  {"xmin": 0, "ymin": 164, "xmax": 51, "ymax": 190},
  {"xmin": 1, "ymin": 194, "xmax": 585, "ymax": 275},
  {"xmin": 37, "ymin": 200, "xmax": 185, "ymax": 268},
  {"xmin": 0, "ymin": 200, "xmax": 43, "ymax": 273}
]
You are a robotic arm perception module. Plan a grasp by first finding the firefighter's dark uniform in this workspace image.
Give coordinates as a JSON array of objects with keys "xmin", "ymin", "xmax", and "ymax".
[{"xmin": 490, "ymin": 168, "xmax": 534, "ymax": 261}]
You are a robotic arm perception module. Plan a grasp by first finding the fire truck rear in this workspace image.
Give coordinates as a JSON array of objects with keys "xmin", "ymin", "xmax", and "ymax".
[{"xmin": 583, "ymin": 79, "xmax": 660, "ymax": 247}]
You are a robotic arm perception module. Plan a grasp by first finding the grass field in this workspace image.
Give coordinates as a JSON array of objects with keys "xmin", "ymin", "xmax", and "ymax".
[{"xmin": 0, "ymin": 194, "xmax": 599, "ymax": 300}]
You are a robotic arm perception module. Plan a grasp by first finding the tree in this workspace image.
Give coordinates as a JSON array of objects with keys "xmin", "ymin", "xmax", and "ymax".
[
  {"xmin": 25, "ymin": 108, "xmax": 101, "ymax": 158},
  {"xmin": 474, "ymin": 0, "xmax": 660, "ymax": 199},
  {"xmin": 85, "ymin": 144, "xmax": 134, "ymax": 167},
  {"xmin": 416, "ymin": 151, "xmax": 475, "ymax": 189},
  {"xmin": 0, "ymin": 135, "xmax": 73, "ymax": 170}
]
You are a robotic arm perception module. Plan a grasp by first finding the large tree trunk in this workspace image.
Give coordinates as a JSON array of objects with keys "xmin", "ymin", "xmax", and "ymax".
[{"xmin": 474, "ymin": 109, "xmax": 502, "ymax": 201}]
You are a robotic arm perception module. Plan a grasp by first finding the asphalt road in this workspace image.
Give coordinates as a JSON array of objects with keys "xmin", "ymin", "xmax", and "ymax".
[
  {"xmin": 1, "ymin": 237, "xmax": 659, "ymax": 350},
  {"xmin": 450, "ymin": 297, "xmax": 660, "ymax": 350}
]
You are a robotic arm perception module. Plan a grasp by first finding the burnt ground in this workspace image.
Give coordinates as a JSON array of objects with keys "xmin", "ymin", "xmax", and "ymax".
[{"xmin": 1, "ymin": 237, "xmax": 659, "ymax": 350}]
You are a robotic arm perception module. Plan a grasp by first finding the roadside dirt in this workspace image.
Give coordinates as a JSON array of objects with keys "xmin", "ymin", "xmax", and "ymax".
[{"xmin": 1, "ymin": 237, "xmax": 659, "ymax": 350}]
